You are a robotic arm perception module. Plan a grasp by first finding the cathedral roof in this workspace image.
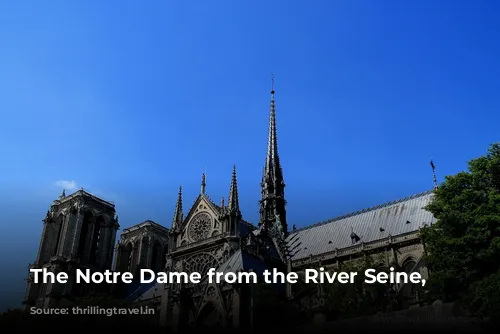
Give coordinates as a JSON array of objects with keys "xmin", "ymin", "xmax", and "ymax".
[
  {"xmin": 52, "ymin": 188, "xmax": 115, "ymax": 209},
  {"xmin": 286, "ymin": 190, "xmax": 436, "ymax": 261},
  {"xmin": 121, "ymin": 220, "xmax": 169, "ymax": 235}
]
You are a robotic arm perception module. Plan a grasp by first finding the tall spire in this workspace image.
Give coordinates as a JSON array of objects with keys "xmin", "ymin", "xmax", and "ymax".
[
  {"xmin": 172, "ymin": 186, "xmax": 183, "ymax": 231},
  {"xmin": 259, "ymin": 74, "xmax": 288, "ymax": 237},
  {"xmin": 201, "ymin": 173, "xmax": 206, "ymax": 194},
  {"xmin": 430, "ymin": 159, "xmax": 438, "ymax": 190},
  {"xmin": 262, "ymin": 74, "xmax": 284, "ymax": 195},
  {"xmin": 228, "ymin": 165, "xmax": 240, "ymax": 212}
]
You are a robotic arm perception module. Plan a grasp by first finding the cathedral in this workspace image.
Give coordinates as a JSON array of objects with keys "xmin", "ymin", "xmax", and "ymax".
[{"xmin": 23, "ymin": 83, "xmax": 435, "ymax": 330}]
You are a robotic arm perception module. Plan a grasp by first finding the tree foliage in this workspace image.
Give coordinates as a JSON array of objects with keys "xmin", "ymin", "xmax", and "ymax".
[
  {"xmin": 421, "ymin": 143, "xmax": 500, "ymax": 318},
  {"xmin": 252, "ymin": 281, "xmax": 306, "ymax": 329},
  {"xmin": 306, "ymin": 254, "xmax": 396, "ymax": 320}
]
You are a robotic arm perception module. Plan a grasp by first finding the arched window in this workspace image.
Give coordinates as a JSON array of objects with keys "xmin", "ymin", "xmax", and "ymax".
[
  {"xmin": 401, "ymin": 259, "xmax": 418, "ymax": 303},
  {"xmin": 151, "ymin": 242, "xmax": 163, "ymax": 273},
  {"xmin": 77, "ymin": 212, "xmax": 93, "ymax": 259}
]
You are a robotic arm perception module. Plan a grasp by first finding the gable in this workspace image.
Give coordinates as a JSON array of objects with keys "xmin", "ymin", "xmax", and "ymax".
[{"xmin": 178, "ymin": 195, "xmax": 224, "ymax": 247}]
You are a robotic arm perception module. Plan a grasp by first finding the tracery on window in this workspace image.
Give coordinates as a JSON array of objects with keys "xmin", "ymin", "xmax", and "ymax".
[{"xmin": 184, "ymin": 253, "xmax": 219, "ymax": 277}]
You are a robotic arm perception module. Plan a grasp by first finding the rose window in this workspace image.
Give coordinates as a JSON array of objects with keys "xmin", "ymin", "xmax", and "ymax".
[{"xmin": 188, "ymin": 212, "xmax": 212, "ymax": 242}]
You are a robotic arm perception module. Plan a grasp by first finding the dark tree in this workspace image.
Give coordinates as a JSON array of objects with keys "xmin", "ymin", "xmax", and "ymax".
[
  {"xmin": 421, "ymin": 143, "xmax": 500, "ymax": 318},
  {"xmin": 318, "ymin": 254, "xmax": 395, "ymax": 320}
]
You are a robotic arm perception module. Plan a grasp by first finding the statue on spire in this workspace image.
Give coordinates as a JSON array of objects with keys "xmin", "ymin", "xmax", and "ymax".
[
  {"xmin": 430, "ymin": 159, "xmax": 438, "ymax": 190},
  {"xmin": 201, "ymin": 173, "xmax": 206, "ymax": 194}
]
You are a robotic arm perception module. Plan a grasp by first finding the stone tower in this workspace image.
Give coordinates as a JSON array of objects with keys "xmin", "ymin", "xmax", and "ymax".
[
  {"xmin": 23, "ymin": 189, "xmax": 119, "ymax": 309},
  {"xmin": 114, "ymin": 220, "xmax": 169, "ymax": 276}
]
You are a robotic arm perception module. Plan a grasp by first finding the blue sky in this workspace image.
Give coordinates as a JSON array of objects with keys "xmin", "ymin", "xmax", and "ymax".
[{"xmin": 0, "ymin": 0, "xmax": 499, "ymax": 310}]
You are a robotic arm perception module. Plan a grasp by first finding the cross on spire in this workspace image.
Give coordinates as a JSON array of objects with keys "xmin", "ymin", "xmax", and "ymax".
[
  {"xmin": 271, "ymin": 73, "xmax": 275, "ymax": 94},
  {"xmin": 430, "ymin": 159, "xmax": 438, "ymax": 190}
]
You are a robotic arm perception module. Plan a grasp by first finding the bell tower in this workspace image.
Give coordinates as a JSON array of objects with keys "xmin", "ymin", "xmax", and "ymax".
[{"xmin": 23, "ymin": 189, "xmax": 119, "ymax": 309}]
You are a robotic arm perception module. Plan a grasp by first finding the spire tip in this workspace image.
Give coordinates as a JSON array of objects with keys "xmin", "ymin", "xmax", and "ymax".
[{"xmin": 271, "ymin": 73, "xmax": 275, "ymax": 95}]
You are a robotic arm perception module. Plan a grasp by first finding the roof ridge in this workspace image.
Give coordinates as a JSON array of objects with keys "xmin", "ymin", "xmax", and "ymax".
[{"xmin": 293, "ymin": 189, "xmax": 434, "ymax": 233}]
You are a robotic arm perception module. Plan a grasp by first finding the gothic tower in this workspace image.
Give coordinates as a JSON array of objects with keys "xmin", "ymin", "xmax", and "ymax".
[
  {"xmin": 259, "ymin": 78, "xmax": 288, "ymax": 239},
  {"xmin": 114, "ymin": 220, "xmax": 169, "ymax": 276},
  {"xmin": 23, "ymin": 189, "xmax": 119, "ymax": 309}
]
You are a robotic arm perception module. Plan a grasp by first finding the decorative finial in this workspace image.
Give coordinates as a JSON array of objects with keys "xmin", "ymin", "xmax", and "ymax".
[
  {"xmin": 61, "ymin": 189, "xmax": 66, "ymax": 197},
  {"xmin": 201, "ymin": 173, "xmax": 206, "ymax": 194},
  {"xmin": 271, "ymin": 73, "xmax": 275, "ymax": 95},
  {"xmin": 430, "ymin": 158, "xmax": 438, "ymax": 190},
  {"xmin": 221, "ymin": 197, "xmax": 225, "ymax": 208}
]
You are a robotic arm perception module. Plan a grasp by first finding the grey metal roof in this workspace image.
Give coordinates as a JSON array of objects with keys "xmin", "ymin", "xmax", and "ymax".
[
  {"xmin": 286, "ymin": 190, "xmax": 436, "ymax": 261},
  {"xmin": 217, "ymin": 250, "xmax": 244, "ymax": 274}
]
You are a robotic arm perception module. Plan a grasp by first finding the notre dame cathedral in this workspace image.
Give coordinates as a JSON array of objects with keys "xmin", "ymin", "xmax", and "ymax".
[{"xmin": 23, "ymin": 83, "xmax": 435, "ymax": 330}]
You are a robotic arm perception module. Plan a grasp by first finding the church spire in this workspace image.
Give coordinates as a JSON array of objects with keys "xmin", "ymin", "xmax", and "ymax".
[
  {"xmin": 259, "ymin": 75, "xmax": 288, "ymax": 237},
  {"xmin": 262, "ymin": 74, "xmax": 284, "ymax": 192},
  {"xmin": 228, "ymin": 165, "xmax": 240, "ymax": 213},
  {"xmin": 172, "ymin": 186, "xmax": 183, "ymax": 231}
]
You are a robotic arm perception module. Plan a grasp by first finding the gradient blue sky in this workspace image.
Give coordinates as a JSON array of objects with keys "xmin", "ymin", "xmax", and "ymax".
[{"xmin": 1, "ymin": 0, "xmax": 499, "ymax": 310}]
